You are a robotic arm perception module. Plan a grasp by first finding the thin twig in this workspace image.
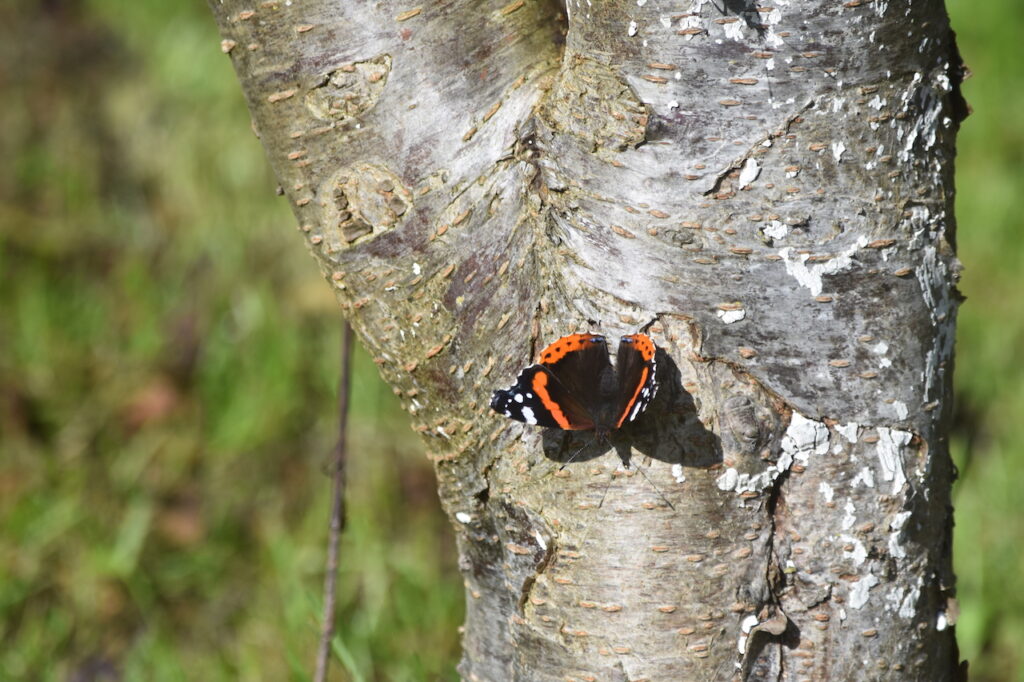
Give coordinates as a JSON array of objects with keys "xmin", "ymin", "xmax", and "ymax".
[{"xmin": 314, "ymin": 321, "xmax": 354, "ymax": 682}]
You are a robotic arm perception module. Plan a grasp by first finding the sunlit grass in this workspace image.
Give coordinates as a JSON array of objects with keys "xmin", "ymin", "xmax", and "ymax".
[{"xmin": 0, "ymin": 1, "xmax": 460, "ymax": 680}]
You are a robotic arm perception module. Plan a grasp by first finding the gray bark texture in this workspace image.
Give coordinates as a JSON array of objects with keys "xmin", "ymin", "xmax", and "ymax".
[{"xmin": 209, "ymin": 0, "xmax": 968, "ymax": 679}]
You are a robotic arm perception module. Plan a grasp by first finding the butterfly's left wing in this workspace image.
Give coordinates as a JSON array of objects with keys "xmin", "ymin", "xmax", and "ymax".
[
  {"xmin": 491, "ymin": 333, "xmax": 612, "ymax": 431},
  {"xmin": 613, "ymin": 334, "xmax": 658, "ymax": 428},
  {"xmin": 490, "ymin": 364, "xmax": 596, "ymax": 430}
]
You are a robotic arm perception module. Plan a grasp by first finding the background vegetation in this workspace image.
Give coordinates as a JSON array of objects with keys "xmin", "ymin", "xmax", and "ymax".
[{"xmin": 0, "ymin": 0, "xmax": 1018, "ymax": 679}]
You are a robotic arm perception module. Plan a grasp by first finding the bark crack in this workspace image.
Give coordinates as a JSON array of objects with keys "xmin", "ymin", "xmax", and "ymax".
[
  {"xmin": 516, "ymin": 533, "xmax": 556, "ymax": 613},
  {"xmin": 739, "ymin": 427, "xmax": 795, "ymax": 680},
  {"xmin": 702, "ymin": 98, "xmax": 816, "ymax": 198}
]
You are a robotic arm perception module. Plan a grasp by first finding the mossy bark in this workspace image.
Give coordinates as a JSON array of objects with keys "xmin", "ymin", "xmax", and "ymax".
[{"xmin": 209, "ymin": 0, "xmax": 967, "ymax": 678}]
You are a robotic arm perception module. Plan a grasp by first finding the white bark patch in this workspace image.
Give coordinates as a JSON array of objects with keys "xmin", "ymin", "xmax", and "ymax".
[
  {"xmin": 916, "ymin": 240, "xmax": 957, "ymax": 404},
  {"xmin": 738, "ymin": 158, "xmax": 760, "ymax": 188},
  {"xmin": 851, "ymin": 466, "xmax": 875, "ymax": 489},
  {"xmin": 893, "ymin": 578, "xmax": 922, "ymax": 618},
  {"xmin": 849, "ymin": 572, "xmax": 879, "ymax": 609},
  {"xmin": 888, "ymin": 510, "xmax": 912, "ymax": 559},
  {"xmin": 841, "ymin": 499, "xmax": 857, "ymax": 530},
  {"xmin": 831, "ymin": 141, "xmax": 846, "ymax": 162},
  {"xmin": 716, "ymin": 467, "xmax": 739, "ymax": 491},
  {"xmin": 764, "ymin": 220, "xmax": 788, "ymax": 241},
  {"xmin": 676, "ymin": 14, "xmax": 702, "ymax": 38},
  {"xmin": 723, "ymin": 20, "xmax": 745, "ymax": 42},
  {"xmin": 533, "ymin": 530, "xmax": 547, "ymax": 551},
  {"xmin": 897, "ymin": 71, "xmax": 947, "ymax": 164},
  {"xmin": 718, "ymin": 411, "xmax": 828, "ymax": 496},
  {"xmin": 841, "ymin": 535, "xmax": 868, "ymax": 566},
  {"xmin": 781, "ymin": 412, "xmax": 830, "ymax": 467},
  {"xmin": 818, "ymin": 481, "xmax": 834, "ymax": 503},
  {"xmin": 779, "ymin": 236, "xmax": 867, "ymax": 296},
  {"xmin": 456, "ymin": 512, "xmax": 472, "ymax": 523},
  {"xmin": 876, "ymin": 427, "xmax": 911, "ymax": 494},
  {"xmin": 890, "ymin": 400, "xmax": 908, "ymax": 420},
  {"xmin": 671, "ymin": 463, "xmax": 686, "ymax": 483},
  {"xmin": 627, "ymin": 20, "xmax": 638, "ymax": 36},
  {"xmin": 716, "ymin": 308, "xmax": 745, "ymax": 324},
  {"xmin": 937, "ymin": 611, "xmax": 949, "ymax": 631},
  {"xmin": 737, "ymin": 614, "xmax": 759, "ymax": 654},
  {"xmin": 836, "ymin": 422, "xmax": 860, "ymax": 443}
]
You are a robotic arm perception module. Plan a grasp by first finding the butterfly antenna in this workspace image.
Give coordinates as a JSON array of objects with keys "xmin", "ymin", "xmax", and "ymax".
[
  {"xmin": 558, "ymin": 439, "xmax": 591, "ymax": 471},
  {"xmin": 633, "ymin": 461, "xmax": 676, "ymax": 511},
  {"xmin": 596, "ymin": 476, "xmax": 614, "ymax": 508}
]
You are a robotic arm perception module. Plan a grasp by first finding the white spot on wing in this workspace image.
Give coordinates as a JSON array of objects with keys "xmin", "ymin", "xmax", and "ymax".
[{"xmin": 521, "ymin": 406, "xmax": 537, "ymax": 425}]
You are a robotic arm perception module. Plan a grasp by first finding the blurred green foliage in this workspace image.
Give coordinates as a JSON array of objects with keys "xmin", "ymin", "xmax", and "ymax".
[
  {"xmin": 0, "ymin": 1, "xmax": 460, "ymax": 680},
  {"xmin": 947, "ymin": 1, "xmax": 1024, "ymax": 680},
  {"xmin": 0, "ymin": 0, "xmax": 1020, "ymax": 680}
]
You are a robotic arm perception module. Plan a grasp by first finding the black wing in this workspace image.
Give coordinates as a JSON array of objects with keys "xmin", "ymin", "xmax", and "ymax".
[
  {"xmin": 537, "ymin": 333, "xmax": 613, "ymax": 425},
  {"xmin": 490, "ymin": 364, "xmax": 597, "ymax": 430},
  {"xmin": 613, "ymin": 334, "xmax": 658, "ymax": 428},
  {"xmin": 491, "ymin": 333, "xmax": 612, "ymax": 430}
]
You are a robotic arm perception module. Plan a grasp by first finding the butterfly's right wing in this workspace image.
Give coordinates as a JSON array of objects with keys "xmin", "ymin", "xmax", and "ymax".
[{"xmin": 613, "ymin": 333, "xmax": 658, "ymax": 428}]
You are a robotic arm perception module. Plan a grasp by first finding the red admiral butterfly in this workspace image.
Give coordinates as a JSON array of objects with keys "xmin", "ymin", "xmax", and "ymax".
[{"xmin": 490, "ymin": 333, "xmax": 658, "ymax": 437}]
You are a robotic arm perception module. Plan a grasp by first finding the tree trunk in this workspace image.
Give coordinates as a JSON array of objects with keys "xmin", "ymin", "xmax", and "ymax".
[{"xmin": 208, "ymin": 0, "xmax": 967, "ymax": 678}]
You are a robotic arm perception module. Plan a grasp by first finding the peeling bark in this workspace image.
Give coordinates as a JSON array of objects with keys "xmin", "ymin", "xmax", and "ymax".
[{"xmin": 208, "ymin": 0, "xmax": 967, "ymax": 678}]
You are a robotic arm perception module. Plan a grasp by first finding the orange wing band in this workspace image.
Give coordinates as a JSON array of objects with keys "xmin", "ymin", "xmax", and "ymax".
[
  {"xmin": 539, "ymin": 333, "xmax": 603, "ymax": 364},
  {"xmin": 531, "ymin": 371, "xmax": 573, "ymax": 430},
  {"xmin": 616, "ymin": 366, "xmax": 649, "ymax": 428},
  {"xmin": 624, "ymin": 334, "xmax": 655, "ymax": 361}
]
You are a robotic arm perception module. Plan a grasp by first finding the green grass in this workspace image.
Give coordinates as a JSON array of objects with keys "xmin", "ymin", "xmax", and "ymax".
[
  {"xmin": 0, "ymin": 0, "xmax": 1020, "ymax": 679},
  {"xmin": 0, "ymin": 1, "xmax": 460, "ymax": 680}
]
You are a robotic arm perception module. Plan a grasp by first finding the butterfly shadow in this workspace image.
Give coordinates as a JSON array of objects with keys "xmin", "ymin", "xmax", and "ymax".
[{"xmin": 541, "ymin": 348, "xmax": 722, "ymax": 471}]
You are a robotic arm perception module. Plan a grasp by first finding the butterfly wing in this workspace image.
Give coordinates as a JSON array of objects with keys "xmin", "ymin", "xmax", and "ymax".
[
  {"xmin": 538, "ymin": 334, "xmax": 613, "ymax": 410},
  {"xmin": 613, "ymin": 334, "xmax": 658, "ymax": 428},
  {"xmin": 490, "ymin": 365, "xmax": 596, "ymax": 430},
  {"xmin": 491, "ymin": 333, "xmax": 612, "ymax": 431}
]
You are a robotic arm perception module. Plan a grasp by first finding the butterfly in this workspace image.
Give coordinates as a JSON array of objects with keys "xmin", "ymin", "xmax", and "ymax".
[{"xmin": 490, "ymin": 333, "xmax": 658, "ymax": 438}]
